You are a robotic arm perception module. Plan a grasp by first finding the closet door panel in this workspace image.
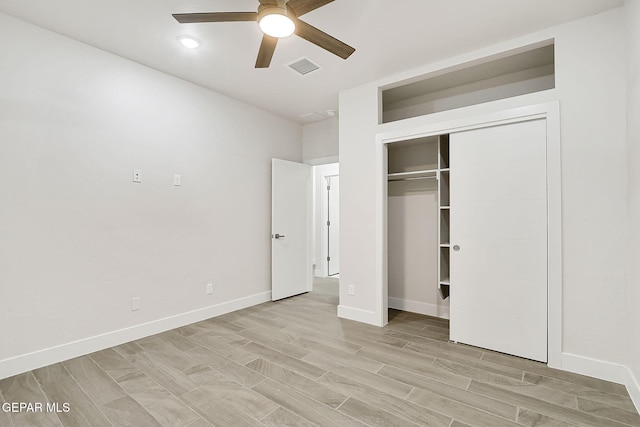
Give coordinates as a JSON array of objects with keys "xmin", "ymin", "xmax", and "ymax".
[
  {"xmin": 449, "ymin": 119, "xmax": 547, "ymax": 362},
  {"xmin": 452, "ymin": 238, "xmax": 547, "ymax": 284},
  {"xmin": 454, "ymin": 200, "xmax": 547, "ymax": 241},
  {"xmin": 455, "ymin": 162, "xmax": 546, "ymax": 201},
  {"xmin": 449, "ymin": 308, "xmax": 547, "ymax": 363},
  {"xmin": 453, "ymin": 275, "xmax": 546, "ymax": 323}
]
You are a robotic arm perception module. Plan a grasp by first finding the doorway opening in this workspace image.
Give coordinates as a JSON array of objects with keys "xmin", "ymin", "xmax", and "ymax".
[{"xmin": 312, "ymin": 163, "xmax": 339, "ymax": 278}]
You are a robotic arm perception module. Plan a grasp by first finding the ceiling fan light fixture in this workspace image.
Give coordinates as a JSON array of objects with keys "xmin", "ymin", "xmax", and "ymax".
[{"xmin": 258, "ymin": 7, "xmax": 295, "ymax": 38}]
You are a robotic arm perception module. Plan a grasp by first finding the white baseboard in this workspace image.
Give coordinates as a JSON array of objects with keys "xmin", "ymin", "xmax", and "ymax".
[
  {"xmin": 0, "ymin": 291, "xmax": 271, "ymax": 380},
  {"xmin": 561, "ymin": 352, "xmax": 640, "ymax": 412},
  {"xmin": 627, "ymin": 368, "xmax": 640, "ymax": 413},
  {"xmin": 561, "ymin": 352, "xmax": 630, "ymax": 384},
  {"xmin": 628, "ymin": 367, "xmax": 640, "ymax": 414},
  {"xmin": 388, "ymin": 297, "xmax": 450, "ymax": 319},
  {"xmin": 337, "ymin": 305, "xmax": 380, "ymax": 326}
]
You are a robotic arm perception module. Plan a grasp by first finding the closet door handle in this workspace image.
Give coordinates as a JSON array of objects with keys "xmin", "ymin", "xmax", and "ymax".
[{"xmin": 453, "ymin": 245, "xmax": 460, "ymax": 251}]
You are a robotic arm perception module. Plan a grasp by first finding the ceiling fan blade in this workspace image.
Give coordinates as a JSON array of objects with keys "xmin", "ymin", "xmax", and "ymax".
[
  {"xmin": 258, "ymin": 0, "xmax": 279, "ymax": 5},
  {"xmin": 255, "ymin": 35, "xmax": 279, "ymax": 68},
  {"xmin": 294, "ymin": 19, "xmax": 355, "ymax": 59},
  {"xmin": 173, "ymin": 12, "xmax": 258, "ymax": 24},
  {"xmin": 286, "ymin": 0, "xmax": 334, "ymax": 17}
]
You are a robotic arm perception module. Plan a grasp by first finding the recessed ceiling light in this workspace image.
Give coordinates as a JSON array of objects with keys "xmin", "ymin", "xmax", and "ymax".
[{"xmin": 177, "ymin": 35, "xmax": 200, "ymax": 49}]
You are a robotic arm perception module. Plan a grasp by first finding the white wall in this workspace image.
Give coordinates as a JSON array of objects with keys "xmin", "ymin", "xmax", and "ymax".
[
  {"xmin": 0, "ymin": 13, "xmax": 302, "ymax": 377},
  {"xmin": 302, "ymin": 117, "xmax": 339, "ymax": 164},
  {"xmin": 625, "ymin": 0, "xmax": 640, "ymax": 407},
  {"xmin": 340, "ymin": 8, "xmax": 629, "ymax": 373}
]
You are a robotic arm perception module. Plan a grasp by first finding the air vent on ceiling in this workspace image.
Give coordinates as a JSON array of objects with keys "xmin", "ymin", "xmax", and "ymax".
[
  {"xmin": 286, "ymin": 57, "xmax": 320, "ymax": 76},
  {"xmin": 298, "ymin": 113, "xmax": 326, "ymax": 123}
]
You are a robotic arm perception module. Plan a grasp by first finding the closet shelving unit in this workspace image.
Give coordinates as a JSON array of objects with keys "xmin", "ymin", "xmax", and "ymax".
[
  {"xmin": 437, "ymin": 135, "xmax": 450, "ymax": 299},
  {"xmin": 386, "ymin": 134, "xmax": 451, "ymax": 301}
]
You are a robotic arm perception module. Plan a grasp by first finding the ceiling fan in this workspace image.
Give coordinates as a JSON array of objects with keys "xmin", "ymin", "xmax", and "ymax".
[{"xmin": 173, "ymin": 0, "xmax": 355, "ymax": 68}]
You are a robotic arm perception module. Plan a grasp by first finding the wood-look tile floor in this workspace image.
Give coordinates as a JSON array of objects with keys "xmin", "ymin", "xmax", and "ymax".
[{"xmin": 1, "ymin": 278, "xmax": 639, "ymax": 427}]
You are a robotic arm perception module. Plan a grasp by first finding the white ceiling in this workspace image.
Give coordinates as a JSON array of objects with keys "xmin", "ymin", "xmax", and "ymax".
[{"xmin": 0, "ymin": 0, "xmax": 623, "ymax": 123}]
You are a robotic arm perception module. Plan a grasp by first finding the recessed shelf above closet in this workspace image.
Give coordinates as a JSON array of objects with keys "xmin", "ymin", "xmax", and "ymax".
[{"xmin": 380, "ymin": 42, "xmax": 555, "ymax": 123}]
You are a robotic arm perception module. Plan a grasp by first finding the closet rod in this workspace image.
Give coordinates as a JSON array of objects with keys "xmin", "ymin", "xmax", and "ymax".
[{"xmin": 388, "ymin": 175, "xmax": 437, "ymax": 182}]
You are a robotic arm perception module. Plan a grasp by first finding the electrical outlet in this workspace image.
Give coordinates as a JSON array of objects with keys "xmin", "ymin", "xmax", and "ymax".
[
  {"xmin": 131, "ymin": 297, "xmax": 140, "ymax": 311},
  {"xmin": 133, "ymin": 169, "xmax": 142, "ymax": 183},
  {"xmin": 173, "ymin": 174, "xmax": 182, "ymax": 186},
  {"xmin": 348, "ymin": 285, "xmax": 355, "ymax": 296},
  {"xmin": 206, "ymin": 283, "xmax": 213, "ymax": 294}
]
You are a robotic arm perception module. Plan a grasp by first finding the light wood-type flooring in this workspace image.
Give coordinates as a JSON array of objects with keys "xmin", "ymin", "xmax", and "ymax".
[{"xmin": 1, "ymin": 278, "xmax": 639, "ymax": 426}]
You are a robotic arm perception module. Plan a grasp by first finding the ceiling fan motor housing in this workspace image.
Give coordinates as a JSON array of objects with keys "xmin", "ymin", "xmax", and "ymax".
[{"xmin": 257, "ymin": 2, "xmax": 297, "ymax": 22}]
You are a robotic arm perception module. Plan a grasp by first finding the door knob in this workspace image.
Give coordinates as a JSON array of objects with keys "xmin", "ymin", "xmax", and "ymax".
[
  {"xmin": 274, "ymin": 234, "xmax": 285, "ymax": 239},
  {"xmin": 453, "ymin": 245, "xmax": 460, "ymax": 251}
]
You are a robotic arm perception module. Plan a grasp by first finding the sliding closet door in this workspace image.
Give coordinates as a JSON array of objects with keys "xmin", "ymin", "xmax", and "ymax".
[{"xmin": 449, "ymin": 119, "xmax": 547, "ymax": 362}]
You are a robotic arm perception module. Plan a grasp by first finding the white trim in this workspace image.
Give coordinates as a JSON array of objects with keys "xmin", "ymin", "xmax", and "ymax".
[
  {"xmin": 337, "ymin": 305, "xmax": 379, "ymax": 326},
  {"xmin": 374, "ymin": 101, "xmax": 562, "ymax": 365},
  {"xmin": 375, "ymin": 138, "xmax": 389, "ymax": 326},
  {"xmin": 628, "ymin": 369, "xmax": 640, "ymax": 414},
  {"xmin": 545, "ymin": 101, "xmax": 562, "ymax": 368},
  {"xmin": 561, "ymin": 353, "xmax": 640, "ymax": 412},
  {"xmin": 0, "ymin": 291, "xmax": 271, "ymax": 380},
  {"xmin": 561, "ymin": 352, "xmax": 630, "ymax": 385},
  {"xmin": 304, "ymin": 155, "xmax": 339, "ymax": 166},
  {"xmin": 388, "ymin": 297, "xmax": 450, "ymax": 319}
]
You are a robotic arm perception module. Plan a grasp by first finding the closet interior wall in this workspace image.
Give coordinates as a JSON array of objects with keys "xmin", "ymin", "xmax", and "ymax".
[{"xmin": 387, "ymin": 136, "xmax": 449, "ymax": 319}]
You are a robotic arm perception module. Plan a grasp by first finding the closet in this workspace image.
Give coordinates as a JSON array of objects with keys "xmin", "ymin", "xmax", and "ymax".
[
  {"xmin": 387, "ymin": 135, "xmax": 450, "ymax": 319},
  {"xmin": 387, "ymin": 119, "xmax": 548, "ymax": 363}
]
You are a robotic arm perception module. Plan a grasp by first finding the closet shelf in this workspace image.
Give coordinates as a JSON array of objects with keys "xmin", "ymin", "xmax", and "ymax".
[
  {"xmin": 440, "ymin": 243, "xmax": 450, "ymax": 248},
  {"xmin": 440, "ymin": 277, "xmax": 450, "ymax": 285},
  {"xmin": 440, "ymin": 206, "xmax": 450, "ymax": 209},
  {"xmin": 388, "ymin": 169, "xmax": 438, "ymax": 181}
]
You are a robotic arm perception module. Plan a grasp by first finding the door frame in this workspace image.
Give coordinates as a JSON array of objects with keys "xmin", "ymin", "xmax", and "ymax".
[
  {"xmin": 374, "ymin": 101, "xmax": 562, "ymax": 368},
  {"xmin": 314, "ymin": 163, "xmax": 339, "ymax": 277},
  {"xmin": 326, "ymin": 175, "xmax": 340, "ymax": 277}
]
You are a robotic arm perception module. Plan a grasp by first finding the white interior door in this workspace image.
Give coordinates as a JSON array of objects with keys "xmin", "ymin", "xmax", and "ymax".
[
  {"xmin": 449, "ymin": 119, "xmax": 548, "ymax": 362},
  {"xmin": 272, "ymin": 159, "xmax": 312, "ymax": 301},
  {"xmin": 327, "ymin": 175, "xmax": 340, "ymax": 276}
]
